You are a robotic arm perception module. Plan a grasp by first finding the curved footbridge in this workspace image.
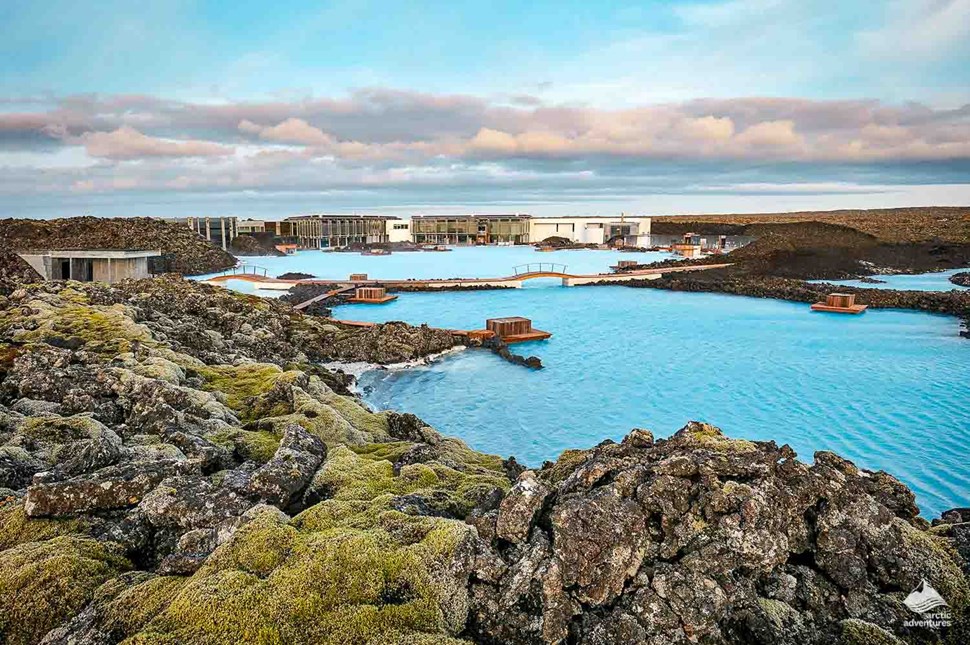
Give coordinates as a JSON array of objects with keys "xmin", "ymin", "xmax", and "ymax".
[{"xmin": 204, "ymin": 261, "xmax": 733, "ymax": 292}]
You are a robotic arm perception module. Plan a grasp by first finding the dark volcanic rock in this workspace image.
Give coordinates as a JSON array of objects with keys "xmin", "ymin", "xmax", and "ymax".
[
  {"xmin": 2, "ymin": 271, "xmax": 968, "ymax": 645},
  {"xmin": 228, "ymin": 232, "xmax": 285, "ymax": 257},
  {"xmin": 23, "ymin": 460, "xmax": 200, "ymax": 517},
  {"xmin": 951, "ymin": 271, "xmax": 970, "ymax": 287},
  {"xmin": 248, "ymin": 423, "xmax": 326, "ymax": 508},
  {"xmin": 464, "ymin": 422, "xmax": 970, "ymax": 645}
]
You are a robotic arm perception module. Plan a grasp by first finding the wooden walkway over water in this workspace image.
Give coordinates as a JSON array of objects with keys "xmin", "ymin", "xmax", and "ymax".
[{"xmin": 205, "ymin": 261, "xmax": 732, "ymax": 291}]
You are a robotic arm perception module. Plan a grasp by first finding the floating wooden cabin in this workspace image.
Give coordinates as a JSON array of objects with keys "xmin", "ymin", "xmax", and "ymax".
[
  {"xmin": 349, "ymin": 273, "xmax": 368, "ymax": 281},
  {"xmin": 485, "ymin": 316, "xmax": 552, "ymax": 343},
  {"xmin": 810, "ymin": 293, "xmax": 868, "ymax": 314},
  {"xmin": 348, "ymin": 286, "xmax": 398, "ymax": 304}
]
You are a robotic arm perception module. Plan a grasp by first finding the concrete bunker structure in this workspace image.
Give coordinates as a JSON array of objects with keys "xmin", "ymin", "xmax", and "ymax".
[{"xmin": 18, "ymin": 249, "xmax": 161, "ymax": 283}]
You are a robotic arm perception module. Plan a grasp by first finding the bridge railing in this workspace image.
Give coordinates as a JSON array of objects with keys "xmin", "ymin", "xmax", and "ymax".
[
  {"xmin": 512, "ymin": 263, "xmax": 568, "ymax": 276},
  {"xmin": 220, "ymin": 263, "xmax": 269, "ymax": 277}
]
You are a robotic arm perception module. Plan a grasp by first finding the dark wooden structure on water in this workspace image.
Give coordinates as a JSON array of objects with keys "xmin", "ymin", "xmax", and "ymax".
[
  {"xmin": 485, "ymin": 316, "xmax": 552, "ymax": 343},
  {"xmin": 811, "ymin": 293, "xmax": 868, "ymax": 314},
  {"xmin": 348, "ymin": 286, "xmax": 398, "ymax": 304}
]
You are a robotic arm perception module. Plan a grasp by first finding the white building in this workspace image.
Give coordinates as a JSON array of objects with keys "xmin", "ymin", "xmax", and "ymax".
[
  {"xmin": 530, "ymin": 216, "xmax": 651, "ymax": 247},
  {"xmin": 386, "ymin": 218, "xmax": 412, "ymax": 243}
]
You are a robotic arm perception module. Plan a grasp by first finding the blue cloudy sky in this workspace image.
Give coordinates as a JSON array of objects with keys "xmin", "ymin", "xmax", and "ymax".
[{"xmin": 2, "ymin": 0, "xmax": 969, "ymax": 217}]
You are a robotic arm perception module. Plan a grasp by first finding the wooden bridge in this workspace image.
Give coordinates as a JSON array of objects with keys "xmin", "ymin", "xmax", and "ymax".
[{"xmin": 204, "ymin": 261, "xmax": 732, "ymax": 292}]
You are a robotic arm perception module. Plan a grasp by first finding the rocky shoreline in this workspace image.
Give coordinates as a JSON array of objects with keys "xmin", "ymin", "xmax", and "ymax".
[{"xmin": 0, "ymin": 274, "xmax": 968, "ymax": 644}]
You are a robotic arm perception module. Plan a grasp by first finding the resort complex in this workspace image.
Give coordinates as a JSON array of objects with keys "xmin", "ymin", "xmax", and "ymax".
[{"xmin": 221, "ymin": 213, "xmax": 654, "ymax": 248}]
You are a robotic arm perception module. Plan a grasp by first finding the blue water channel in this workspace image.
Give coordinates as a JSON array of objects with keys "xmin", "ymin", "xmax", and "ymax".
[
  {"xmin": 208, "ymin": 248, "xmax": 970, "ymax": 517},
  {"xmin": 811, "ymin": 268, "xmax": 970, "ymax": 292}
]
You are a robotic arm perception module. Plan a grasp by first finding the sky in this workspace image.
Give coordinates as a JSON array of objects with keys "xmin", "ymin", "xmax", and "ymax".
[{"xmin": 1, "ymin": 0, "xmax": 969, "ymax": 218}]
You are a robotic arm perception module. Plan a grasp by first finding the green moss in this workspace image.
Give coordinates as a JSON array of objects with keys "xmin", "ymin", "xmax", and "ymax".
[
  {"xmin": 101, "ymin": 575, "xmax": 189, "ymax": 637},
  {"xmin": 683, "ymin": 422, "xmax": 757, "ymax": 452},
  {"xmin": 351, "ymin": 442, "xmax": 414, "ymax": 463},
  {"xmin": 838, "ymin": 618, "xmax": 905, "ymax": 645},
  {"xmin": 894, "ymin": 517, "xmax": 970, "ymax": 609},
  {"xmin": 0, "ymin": 536, "xmax": 131, "ymax": 645},
  {"xmin": 20, "ymin": 413, "xmax": 106, "ymax": 445},
  {"xmin": 0, "ymin": 501, "xmax": 89, "ymax": 551},
  {"xmin": 2, "ymin": 300, "xmax": 155, "ymax": 355},
  {"xmin": 208, "ymin": 428, "xmax": 280, "ymax": 464},
  {"xmin": 539, "ymin": 448, "xmax": 590, "ymax": 486},
  {"xmin": 196, "ymin": 364, "xmax": 289, "ymax": 419},
  {"xmin": 131, "ymin": 506, "xmax": 474, "ymax": 644},
  {"xmin": 306, "ymin": 444, "xmax": 508, "ymax": 518}
]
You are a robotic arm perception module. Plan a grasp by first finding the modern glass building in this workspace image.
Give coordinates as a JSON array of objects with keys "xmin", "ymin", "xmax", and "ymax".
[
  {"xmin": 283, "ymin": 215, "xmax": 393, "ymax": 248},
  {"xmin": 410, "ymin": 214, "xmax": 531, "ymax": 244}
]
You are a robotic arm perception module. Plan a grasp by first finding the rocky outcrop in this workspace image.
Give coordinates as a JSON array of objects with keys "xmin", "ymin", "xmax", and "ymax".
[
  {"xmin": 0, "ymin": 252, "xmax": 42, "ymax": 292},
  {"xmin": 0, "ymin": 216, "xmax": 235, "ymax": 276},
  {"xmin": 1, "ymin": 274, "xmax": 967, "ymax": 644},
  {"xmin": 464, "ymin": 423, "xmax": 970, "ymax": 644},
  {"xmin": 951, "ymin": 272, "xmax": 970, "ymax": 287},
  {"xmin": 228, "ymin": 232, "xmax": 285, "ymax": 256}
]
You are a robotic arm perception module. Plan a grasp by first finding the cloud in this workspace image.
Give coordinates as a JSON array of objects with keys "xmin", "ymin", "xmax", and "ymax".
[
  {"xmin": 734, "ymin": 120, "xmax": 803, "ymax": 147},
  {"xmin": 858, "ymin": 0, "xmax": 970, "ymax": 60},
  {"xmin": 0, "ymin": 89, "xmax": 968, "ymax": 210},
  {"xmin": 79, "ymin": 126, "xmax": 235, "ymax": 159},
  {"xmin": 241, "ymin": 117, "xmax": 335, "ymax": 146}
]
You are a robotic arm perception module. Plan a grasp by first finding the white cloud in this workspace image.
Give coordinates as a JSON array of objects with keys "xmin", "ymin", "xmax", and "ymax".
[{"xmin": 79, "ymin": 126, "xmax": 235, "ymax": 159}]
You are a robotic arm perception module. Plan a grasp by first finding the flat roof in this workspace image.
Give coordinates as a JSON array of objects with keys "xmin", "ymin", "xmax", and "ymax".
[
  {"xmin": 531, "ymin": 215, "xmax": 651, "ymax": 220},
  {"xmin": 284, "ymin": 214, "xmax": 399, "ymax": 221},
  {"xmin": 412, "ymin": 214, "xmax": 531, "ymax": 220},
  {"xmin": 487, "ymin": 316, "xmax": 531, "ymax": 323},
  {"xmin": 19, "ymin": 249, "xmax": 161, "ymax": 259}
]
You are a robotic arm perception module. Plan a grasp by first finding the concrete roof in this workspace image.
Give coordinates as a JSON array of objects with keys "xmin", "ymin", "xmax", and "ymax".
[{"xmin": 19, "ymin": 249, "xmax": 161, "ymax": 259}]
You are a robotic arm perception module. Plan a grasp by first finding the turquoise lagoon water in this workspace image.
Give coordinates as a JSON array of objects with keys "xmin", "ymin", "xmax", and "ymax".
[
  {"xmin": 810, "ymin": 268, "xmax": 970, "ymax": 292},
  {"xmin": 207, "ymin": 248, "xmax": 970, "ymax": 517},
  {"xmin": 200, "ymin": 246, "xmax": 674, "ymax": 284},
  {"xmin": 334, "ymin": 285, "xmax": 970, "ymax": 518}
]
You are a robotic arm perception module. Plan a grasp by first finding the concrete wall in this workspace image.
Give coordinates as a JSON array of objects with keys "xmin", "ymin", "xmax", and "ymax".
[
  {"xmin": 531, "ymin": 217, "xmax": 650, "ymax": 245},
  {"xmin": 90, "ymin": 257, "xmax": 150, "ymax": 282},
  {"xmin": 386, "ymin": 219, "xmax": 411, "ymax": 243}
]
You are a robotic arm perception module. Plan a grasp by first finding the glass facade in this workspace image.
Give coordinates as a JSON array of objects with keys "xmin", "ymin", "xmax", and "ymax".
[{"xmin": 411, "ymin": 215, "xmax": 531, "ymax": 244}]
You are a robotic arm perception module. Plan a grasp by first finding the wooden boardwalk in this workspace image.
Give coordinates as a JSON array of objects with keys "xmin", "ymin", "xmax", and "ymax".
[
  {"xmin": 292, "ymin": 285, "xmax": 354, "ymax": 311},
  {"xmin": 205, "ymin": 262, "xmax": 733, "ymax": 291}
]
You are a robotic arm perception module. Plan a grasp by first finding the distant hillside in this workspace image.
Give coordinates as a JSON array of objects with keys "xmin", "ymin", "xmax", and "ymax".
[
  {"xmin": 653, "ymin": 206, "xmax": 970, "ymax": 243},
  {"xmin": 0, "ymin": 216, "xmax": 236, "ymax": 275}
]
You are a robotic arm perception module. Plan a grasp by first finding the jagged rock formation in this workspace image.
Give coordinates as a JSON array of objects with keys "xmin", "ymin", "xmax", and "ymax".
[
  {"xmin": 228, "ymin": 232, "xmax": 285, "ymax": 257},
  {"xmin": 0, "ymin": 251, "xmax": 42, "ymax": 290},
  {"xmin": 0, "ymin": 216, "xmax": 236, "ymax": 275},
  {"xmin": 951, "ymin": 272, "xmax": 970, "ymax": 288},
  {"xmin": 1, "ymin": 276, "xmax": 967, "ymax": 644}
]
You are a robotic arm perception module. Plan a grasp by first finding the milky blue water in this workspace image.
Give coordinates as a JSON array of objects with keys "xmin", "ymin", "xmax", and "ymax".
[
  {"xmin": 198, "ymin": 246, "xmax": 675, "ymax": 283},
  {"xmin": 810, "ymin": 268, "xmax": 970, "ymax": 292},
  {"xmin": 335, "ymin": 286, "xmax": 970, "ymax": 518},
  {"xmin": 205, "ymin": 248, "xmax": 970, "ymax": 517}
]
